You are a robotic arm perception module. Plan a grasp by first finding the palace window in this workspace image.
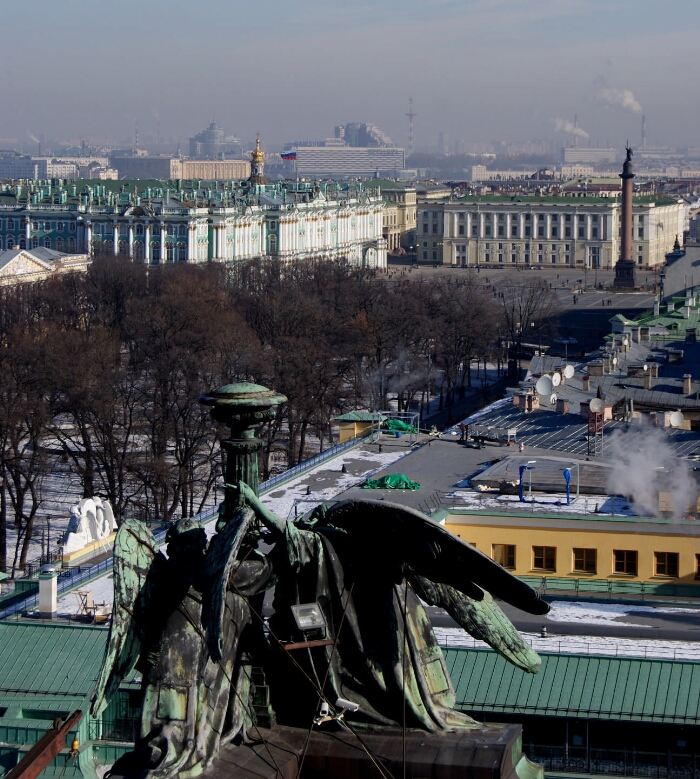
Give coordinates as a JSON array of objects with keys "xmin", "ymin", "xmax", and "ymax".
[
  {"xmin": 532, "ymin": 546, "xmax": 556, "ymax": 571},
  {"xmin": 179, "ymin": 224, "xmax": 186, "ymax": 236},
  {"xmin": 525, "ymin": 227, "xmax": 531, "ymax": 237},
  {"xmin": 32, "ymin": 221, "xmax": 38, "ymax": 231},
  {"xmin": 7, "ymin": 237, "xmax": 14, "ymax": 249},
  {"xmin": 498, "ymin": 226, "xmax": 504, "ymax": 237},
  {"xmin": 498, "ymin": 253, "xmax": 503, "ymax": 262},
  {"xmin": 69, "ymin": 222, "xmax": 76, "ymax": 232},
  {"xmin": 136, "ymin": 224, "xmax": 144, "ymax": 235},
  {"xmin": 44, "ymin": 237, "xmax": 51, "ymax": 248},
  {"xmin": 7, "ymin": 218, "xmax": 14, "ymax": 229},
  {"xmin": 44, "ymin": 221, "xmax": 51, "ymax": 231},
  {"xmin": 538, "ymin": 227, "xmax": 545, "ymax": 237},
  {"xmin": 552, "ymin": 227, "xmax": 558, "ymax": 237},
  {"xmin": 167, "ymin": 224, "xmax": 174, "ymax": 236},
  {"xmin": 492, "ymin": 544, "xmax": 515, "ymax": 569},
  {"xmin": 654, "ymin": 552, "xmax": 679, "ymax": 577},
  {"xmin": 57, "ymin": 221, "xmax": 63, "ymax": 232},
  {"xmin": 578, "ymin": 227, "xmax": 585, "ymax": 238},
  {"xmin": 573, "ymin": 548, "xmax": 597, "ymax": 573},
  {"xmin": 511, "ymin": 226, "xmax": 518, "ymax": 237},
  {"xmin": 485, "ymin": 226, "xmax": 491, "ymax": 236},
  {"xmin": 459, "ymin": 225, "xmax": 465, "ymax": 235},
  {"xmin": 614, "ymin": 549, "xmax": 638, "ymax": 575},
  {"xmin": 565, "ymin": 227, "xmax": 571, "ymax": 237},
  {"xmin": 31, "ymin": 236, "xmax": 39, "ymax": 249},
  {"xmin": 56, "ymin": 238, "xmax": 63, "ymax": 251}
]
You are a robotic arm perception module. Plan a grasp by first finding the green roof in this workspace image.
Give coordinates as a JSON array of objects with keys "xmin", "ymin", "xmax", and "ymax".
[
  {"xmin": 445, "ymin": 647, "xmax": 700, "ymax": 724},
  {"xmin": 0, "ymin": 622, "xmax": 107, "ymax": 697},
  {"xmin": 335, "ymin": 411, "xmax": 385, "ymax": 422}
]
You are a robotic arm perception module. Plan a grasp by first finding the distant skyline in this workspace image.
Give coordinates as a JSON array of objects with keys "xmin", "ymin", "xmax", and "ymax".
[{"xmin": 2, "ymin": 0, "xmax": 699, "ymax": 150}]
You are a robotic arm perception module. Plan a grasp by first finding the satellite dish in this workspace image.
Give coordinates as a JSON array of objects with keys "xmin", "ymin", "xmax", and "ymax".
[
  {"xmin": 669, "ymin": 410, "xmax": 685, "ymax": 428},
  {"xmin": 643, "ymin": 364, "xmax": 648, "ymax": 371},
  {"xmin": 563, "ymin": 364, "xmax": 575, "ymax": 379},
  {"xmin": 550, "ymin": 393, "xmax": 557, "ymax": 406},
  {"xmin": 612, "ymin": 357, "xmax": 618, "ymax": 365},
  {"xmin": 589, "ymin": 398, "xmax": 604, "ymax": 413},
  {"xmin": 535, "ymin": 375, "xmax": 554, "ymax": 396},
  {"xmin": 552, "ymin": 372, "xmax": 561, "ymax": 387}
]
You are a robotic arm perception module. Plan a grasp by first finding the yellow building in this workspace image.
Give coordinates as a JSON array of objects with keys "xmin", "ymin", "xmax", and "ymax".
[
  {"xmin": 366, "ymin": 179, "xmax": 417, "ymax": 251},
  {"xmin": 436, "ymin": 508, "xmax": 700, "ymax": 586}
]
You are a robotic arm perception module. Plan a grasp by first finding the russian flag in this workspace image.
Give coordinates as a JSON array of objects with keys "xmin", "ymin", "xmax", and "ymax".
[{"xmin": 281, "ymin": 150, "xmax": 297, "ymax": 161}]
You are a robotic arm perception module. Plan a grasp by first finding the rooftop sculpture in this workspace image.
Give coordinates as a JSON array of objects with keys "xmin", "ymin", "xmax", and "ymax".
[{"xmin": 92, "ymin": 383, "xmax": 549, "ymax": 779}]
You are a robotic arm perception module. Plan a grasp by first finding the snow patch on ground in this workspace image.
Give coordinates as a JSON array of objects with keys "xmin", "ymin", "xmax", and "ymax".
[
  {"xmin": 259, "ymin": 446, "xmax": 412, "ymax": 519},
  {"xmin": 434, "ymin": 627, "xmax": 700, "ymax": 660},
  {"xmin": 547, "ymin": 600, "xmax": 700, "ymax": 626},
  {"xmin": 445, "ymin": 490, "xmax": 637, "ymax": 517},
  {"xmin": 56, "ymin": 573, "xmax": 116, "ymax": 615}
]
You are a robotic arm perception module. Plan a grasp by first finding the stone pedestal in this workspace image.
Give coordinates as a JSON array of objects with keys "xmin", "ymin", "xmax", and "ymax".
[
  {"xmin": 199, "ymin": 382, "xmax": 286, "ymax": 525},
  {"xmin": 206, "ymin": 723, "xmax": 542, "ymax": 779}
]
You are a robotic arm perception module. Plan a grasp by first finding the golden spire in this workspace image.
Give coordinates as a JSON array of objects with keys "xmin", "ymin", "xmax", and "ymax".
[{"xmin": 251, "ymin": 135, "xmax": 264, "ymax": 163}]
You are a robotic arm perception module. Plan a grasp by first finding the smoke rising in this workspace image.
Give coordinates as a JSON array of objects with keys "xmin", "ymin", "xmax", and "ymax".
[
  {"xmin": 598, "ymin": 88, "xmax": 643, "ymax": 114},
  {"xmin": 606, "ymin": 426, "xmax": 698, "ymax": 519},
  {"xmin": 554, "ymin": 118, "xmax": 589, "ymax": 139}
]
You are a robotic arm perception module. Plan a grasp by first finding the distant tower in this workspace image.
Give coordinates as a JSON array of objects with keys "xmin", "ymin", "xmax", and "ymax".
[
  {"xmin": 249, "ymin": 136, "xmax": 267, "ymax": 185},
  {"xmin": 574, "ymin": 114, "xmax": 579, "ymax": 148},
  {"xmin": 614, "ymin": 144, "xmax": 636, "ymax": 289},
  {"xmin": 405, "ymin": 98, "xmax": 417, "ymax": 158},
  {"xmin": 134, "ymin": 120, "xmax": 139, "ymax": 152},
  {"xmin": 641, "ymin": 115, "xmax": 647, "ymax": 149}
]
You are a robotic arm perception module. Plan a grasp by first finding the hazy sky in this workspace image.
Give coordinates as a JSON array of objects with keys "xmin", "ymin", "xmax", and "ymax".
[{"xmin": 2, "ymin": 0, "xmax": 698, "ymax": 150}]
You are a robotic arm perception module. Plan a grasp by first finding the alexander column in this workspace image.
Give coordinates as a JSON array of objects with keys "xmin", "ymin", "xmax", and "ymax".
[{"xmin": 614, "ymin": 144, "xmax": 636, "ymax": 289}]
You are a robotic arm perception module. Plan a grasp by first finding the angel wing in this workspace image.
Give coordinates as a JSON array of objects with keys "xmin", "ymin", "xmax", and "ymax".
[
  {"xmin": 411, "ymin": 576, "xmax": 541, "ymax": 673},
  {"xmin": 91, "ymin": 518, "xmax": 158, "ymax": 716},
  {"xmin": 202, "ymin": 506, "xmax": 255, "ymax": 662},
  {"xmin": 319, "ymin": 498, "xmax": 550, "ymax": 617}
]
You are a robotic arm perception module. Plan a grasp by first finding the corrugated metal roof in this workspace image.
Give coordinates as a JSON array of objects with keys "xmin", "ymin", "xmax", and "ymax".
[
  {"xmin": 0, "ymin": 622, "xmax": 107, "ymax": 697},
  {"xmin": 335, "ymin": 411, "xmax": 384, "ymax": 422},
  {"xmin": 444, "ymin": 647, "xmax": 700, "ymax": 724}
]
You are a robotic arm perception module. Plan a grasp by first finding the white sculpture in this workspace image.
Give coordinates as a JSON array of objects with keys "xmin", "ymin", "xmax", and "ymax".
[{"xmin": 62, "ymin": 497, "xmax": 117, "ymax": 554}]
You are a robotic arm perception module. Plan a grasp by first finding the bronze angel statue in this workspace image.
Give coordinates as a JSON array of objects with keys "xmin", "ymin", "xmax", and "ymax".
[{"xmin": 92, "ymin": 482, "xmax": 549, "ymax": 779}]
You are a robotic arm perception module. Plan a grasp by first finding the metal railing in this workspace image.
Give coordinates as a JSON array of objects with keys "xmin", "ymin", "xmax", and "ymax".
[
  {"xmin": 530, "ymin": 746, "xmax": 699, "ymax": 778},
  {"xmin": 258, "ymin": 433, "xmax": 370, "ymax": 493},
  {"xmin": 87, "ymin": 718, "xmax": 140, "ymax": 744},
  {"xmin": 520, "ymin": 575, "xmax": 700, "ymax": 601},
  {"xmin": 0, "ymin": 435, "xmax": 373, "ymax": 620}
]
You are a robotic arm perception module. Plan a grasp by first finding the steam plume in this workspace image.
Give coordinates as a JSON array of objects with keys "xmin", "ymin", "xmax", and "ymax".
[
  {"xmin": 598, "ymin": 88, "xmax": 643, "ymax": 114},
  {"xmin": 606, "ymin": 426, "xmax": 698, "ymax": 519},
  {"xmin": 554, "ymin": 118, "xmax": 589, "ymax": 139}
]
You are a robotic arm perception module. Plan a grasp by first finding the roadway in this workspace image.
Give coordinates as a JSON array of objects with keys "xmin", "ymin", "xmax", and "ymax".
[{"xmin": 425, "ymin": 601, "xmax": 700, "ymax": 642}]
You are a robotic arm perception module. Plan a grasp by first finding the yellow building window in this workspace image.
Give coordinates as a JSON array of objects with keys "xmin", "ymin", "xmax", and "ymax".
[
  {"xmin": 654, "ymin": 552, "xmax": 679, "ymax": 578},
  {"xmin": 614, "ymin": 550, "xmax": 638, "ymax": 575},
  {"xmin": 492, "ymin": 544, "xmax": 515, "ymax": 569},
  {"xmin": 573, "ymin": 548, "xmax": 597, "ymax": 574},
  {"xmin": 532, "ymin": 546, "xmax": 556, "ymax": 571}
]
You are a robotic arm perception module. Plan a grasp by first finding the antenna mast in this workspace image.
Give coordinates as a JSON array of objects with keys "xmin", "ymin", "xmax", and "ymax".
[{"xmin": 405, "ymin": 97, "xmax": 417, "ymax": 158}]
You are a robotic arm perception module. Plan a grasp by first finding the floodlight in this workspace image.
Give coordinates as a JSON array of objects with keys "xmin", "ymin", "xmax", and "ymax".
[{"xmin": 291, "ymin": 603, "xmax": 327, "ymax": 631}]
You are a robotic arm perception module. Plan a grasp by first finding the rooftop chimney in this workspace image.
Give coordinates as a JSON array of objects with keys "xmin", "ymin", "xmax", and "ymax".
[
  {"xmin": 684, "ymin": 374, "xmax": 692, "ymax": 395},
  {"xmin": 582, "ymin": 375, "xmax": 591, "ymax": 391},
  {"xmin": 644, "ymin": 373, "xmax": 652, "ymax": 390},
  {"xmin": 38, "ymin": 568, "xmax": 59, "ymax": 619}
]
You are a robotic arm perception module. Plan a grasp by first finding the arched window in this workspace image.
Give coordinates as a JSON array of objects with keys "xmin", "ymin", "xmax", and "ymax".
[
  {"xmin": 178, "ymin": 224, "xmax": 186, "ymax": 236},
  {"xmin": 31, "ymin": 236, "xmax": 39, "ymax": 249},
  {"xmin": 152, "ymin": 224, "xmax": 160, "ymax": 236},
  {"xmin": 68, "ymin": 237, "xmax": 76, "ymax": 252},
  {"xmin": 167, "ymin": 224, "xmax": 174, "ymax": 236},
  {"xmin": 103, "ymin": 240, "xmax": 113, "ymax": 253},
  {"xmin": 166, "ymin": 243, "xmax": 174, "ymax": 261},
  {"xmin": 44, "ymin": 221, "xmax": 51, "ymax": 232},
  {"xmin": 151, "ymin": 241, "xmax": 160, "ymax": 263},
  {"xmin": 19, "ymin": 239, "xmax": 26, "ymax": 249},
  {"xmin": 56, "ymin": 238, "xmax": 64, "ymax": 252},
  {"xmin": 136, "ymin": 224, "xmax": 144, "ymax": 235},
  {"xmin": 118, "ymin": 240, "xmax": 128, "ymax": 256},
  {"xmin": 7, "ymin": 237, "xmax": 14, "ymax": 249},
  {"xmin": 7, "ymin": 218, "xmax": 14, "ymax": 229},
  {"xmin": 177, "ymin": 242, "xmax": 186, "ymax": 261},
  {"xmin": 268, "ymin": 235, "xmax": 277, "ymax": 253},
  {"xmin": 44, "ymin": 237, "xmax": 51, "ymax": 249},
  {"xmin": 133, "ymin": 241, "xmax": 144, "ymax": 261}
]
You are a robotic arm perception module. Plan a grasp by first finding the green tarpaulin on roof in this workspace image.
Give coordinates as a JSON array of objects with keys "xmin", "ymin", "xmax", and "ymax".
[
  {"xmin": 362, "ymin": 474, "xmax": 420, "ymax": 490},
  {"xmin": 382, "ymin": 419, "xmax": 416, "ymax": 433}
]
